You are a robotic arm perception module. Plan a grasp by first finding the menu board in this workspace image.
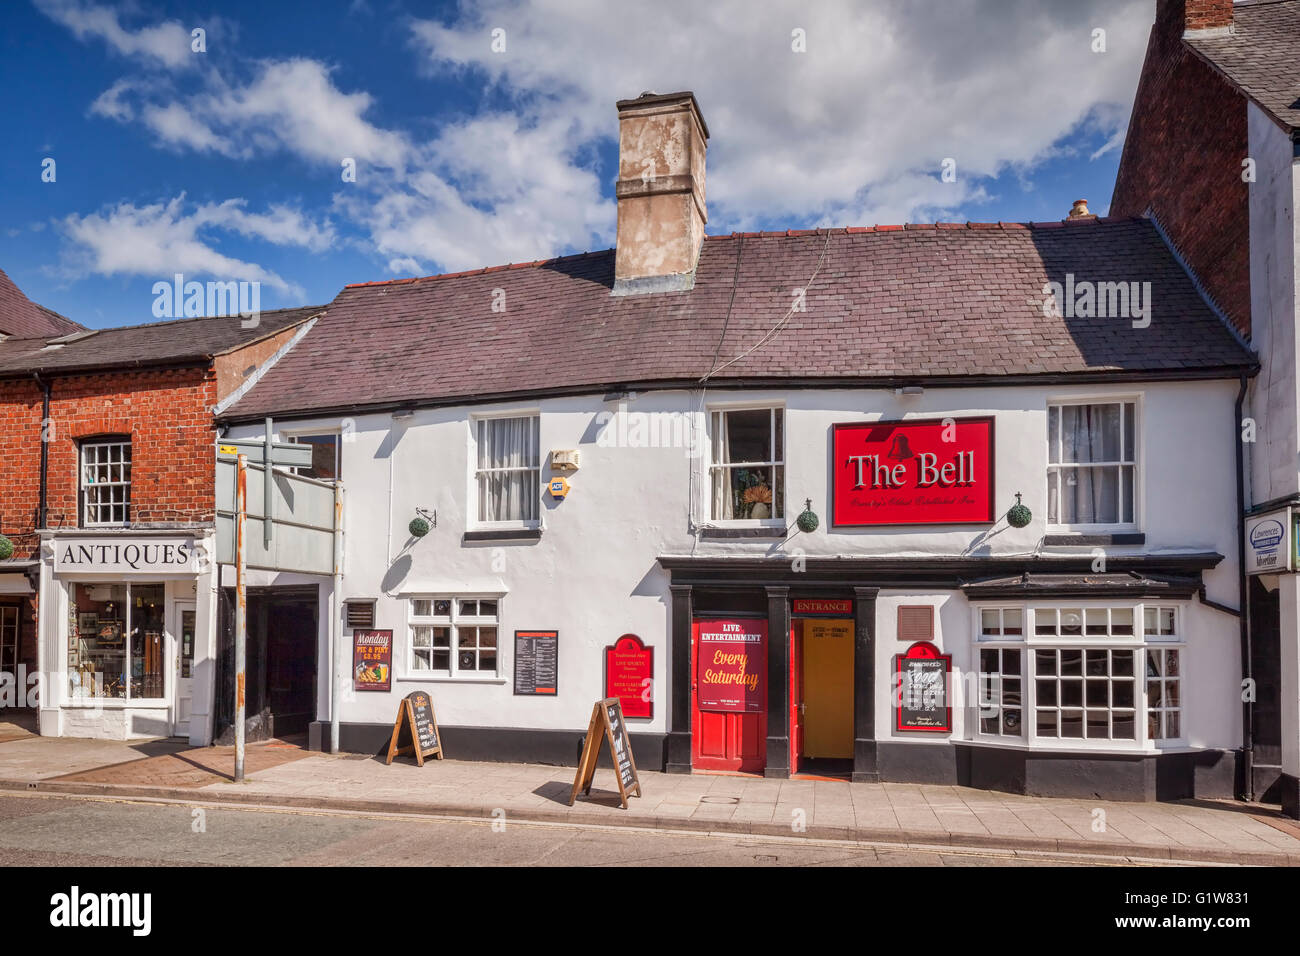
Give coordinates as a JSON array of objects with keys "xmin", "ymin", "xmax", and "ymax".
[
  {"xmin": 352, "ymin": 628, "xmax": 393, "ymax": 692},
  {"xmin": 385, "ymin": 690, "xmax": 444, "ymax": 765},
  {"xmin": 604, "ymin": 634, "xmax": 653, "ymax": 718},
  {"xmin": 895, "ymin": 642, "xmax": 952, "ymax": 732},
  {"xmin": 513, "ymin": 630, "xmax": 558, "ymax": 695},
  {"xmin": 569, "ymin": 698, "xmax": 642, "ymax": 809}
]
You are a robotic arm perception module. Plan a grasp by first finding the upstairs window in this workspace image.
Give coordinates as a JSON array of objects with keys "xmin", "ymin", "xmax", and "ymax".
[
  {"xmin": 475, "ymin": 416, "xmax": 540, "ymax": 524},
  {"xmin": 291, "ymin": 433, "xmax": 340, "ymax": 481},
  {"xmin": 80, "ymin": 438, "xmax": 131, "ymax": 526},
  {"xmin": 710, "ymin": 407, "xmax": 784, "ymax": 520},
  {"xmin": 1047, "ymin": 401, "xmax": 1136, "ymax": 527}
]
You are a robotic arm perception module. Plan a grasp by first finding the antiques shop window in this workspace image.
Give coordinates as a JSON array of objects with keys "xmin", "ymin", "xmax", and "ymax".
[
  {"xmin": 709, "ymin": 406, "xmax": 784, "ymax": 521},
  {"xmin": 80, "ymin": 437, "xmax": 132, "ymax": 527},
  {"xmin": 408, "ymin": 597, "xmax": 501, "ymax": 678},
  {"xmin": 68, "ymin": 582, "xmax": 166, "ymax": 701}
]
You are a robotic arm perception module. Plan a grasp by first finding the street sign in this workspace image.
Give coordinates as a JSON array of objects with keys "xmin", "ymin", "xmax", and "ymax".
[{"xmin": 216, "ymin": 439, "xmax": 314, "ymax": 468}]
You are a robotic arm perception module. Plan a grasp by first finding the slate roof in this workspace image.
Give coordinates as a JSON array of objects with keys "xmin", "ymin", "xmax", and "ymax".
[
  {"xmin": 0, "ymin": 305, "xmax": 323, "ymax": 377},
  {"xmin": 0, "ymin": 268, "xmax": 83, "ymax": 338},
  {"xmin": 1185, "ymin": 0, "xmax": 1300, "ymax": 129},
  {"xmin": 223, "ymin": 217, "xmax": 1255, "ymax": 421}
]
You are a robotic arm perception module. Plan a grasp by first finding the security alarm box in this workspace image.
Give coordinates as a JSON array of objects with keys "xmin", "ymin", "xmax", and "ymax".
[{"xmin": 551, "ymin": 449, "xmax": 580, "ymax": 471}]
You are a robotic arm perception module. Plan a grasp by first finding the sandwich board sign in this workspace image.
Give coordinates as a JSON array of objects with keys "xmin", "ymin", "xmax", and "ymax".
[
  {"xmin": 569, "ymin": 697, "xmax": 641, "ymax": 809},
  {"xmin": 385, "ymin": 691, "xmax": 443, "ymax": 766}
]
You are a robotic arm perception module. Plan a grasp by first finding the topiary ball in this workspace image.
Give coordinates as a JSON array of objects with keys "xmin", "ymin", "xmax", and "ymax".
[
  {"xmin": 408, "ymin": 517, "xmax": 431, "ymax": 538},
  {"xmin": 0, "ymin": 535, "xmax": 12, "ymax": 561},
  {"xmin": 796, "ymin": 500, "xmax": 819, "ymax": 533},
  {"xmin": 1006, "ymin": 494, "xmax": 1032, "ymax": 529}
]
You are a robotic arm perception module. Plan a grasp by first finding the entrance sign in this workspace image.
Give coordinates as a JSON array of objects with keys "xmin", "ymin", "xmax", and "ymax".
[
  {"xmin": 1245, "ymin": 508, "xmax": 1294, "ymax": 575},
  {"xmin": 385, "ymin": 690, "xmax": 443, "ymax": 765},
  {"xmin": 569, "ymin": 698, "xmax": 641, "ymax": 809},
  {"xmin": 832, "ymin": 417, "xmax": 995, "ymax": 526},
  {"xmin": 895, "ymin": 641, "xmax": 952, "ymax": 733},
  {"xmin": 605, "ymin": 634, "xmax": 654, "ymax": 719},
  {"xmin": 513, "ymin": 630, "xmax": 559, "ymax": 695},
  {"xmin": 792, "ymin": 598, "xmax": 853, "ymax": 616},
  {"xmin": 352, "ymin": 629, "xmax": 392, "ymax": 691},
  {"xmin": 696, "ymin": 619, "xmax": 765, "ymax": 713}
]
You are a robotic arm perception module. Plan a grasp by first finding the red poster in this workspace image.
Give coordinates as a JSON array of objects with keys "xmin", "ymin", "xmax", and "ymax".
[
  {"xmin": 605, "ymin": 634, "xmax": 654, "ymax": 719},
  {"xmin": 353, "ymin": 629, "xmax": 393, "ymax": 692},
  {"xmin": 696, "ymin": 619, "xmax": 766, "ymax": 713},
  {"xmin": 832, "ymin": 417, "xmax": 994, "ymax": 526}
]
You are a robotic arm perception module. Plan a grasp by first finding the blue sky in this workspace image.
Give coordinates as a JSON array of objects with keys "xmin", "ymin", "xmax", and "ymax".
[{"xmin": 1, "ymin": 0, "xmax": 1153, "ymax": 328}]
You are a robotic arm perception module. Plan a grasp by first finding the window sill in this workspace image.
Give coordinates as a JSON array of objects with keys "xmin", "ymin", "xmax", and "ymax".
[
  {"xmin": 699, "ymin": 526, "xmax": 787, "ymax": 540},
  {"xmin": 63, "ymin": 699, "xmax": 169, "ymax": 709},
  {"xmin": 963, "ymin": 736, "xmax": 1192, "ymax": 755},
  {"xmin": 1042, "ymin": 532, "xmax": 1145, "ymax": 546},
  {"xmin": 397, "ymin": 675, "xmax": 507, "ymax": 684},
  {"xmin": 462, "ymin": 528, "xmax": 541, "ymax": 543}
]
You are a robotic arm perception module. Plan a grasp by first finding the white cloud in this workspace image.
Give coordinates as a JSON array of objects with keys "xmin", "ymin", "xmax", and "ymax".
[
  {"xmin": 58, "ymin": 195, "xmax": 331, "ymax": 296},
  {"xmin": 34, "ymin": 0, "xmax": 194, "ymax": 69}
]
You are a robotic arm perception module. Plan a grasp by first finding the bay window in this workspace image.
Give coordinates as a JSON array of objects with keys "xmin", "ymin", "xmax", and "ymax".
[
  {"xmin": 976, "ymin": 603, "xmax": 1183, "ymax": 747},
  {"xmin": 1047, "ymin": 401, "xmax": 1136, "ymax": 527},
  {"xmin": 709, "ymin": 406, "xmax": 784, "ymax": 520}
]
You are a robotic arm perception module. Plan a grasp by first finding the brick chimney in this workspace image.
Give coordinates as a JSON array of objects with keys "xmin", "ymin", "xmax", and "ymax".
[
  {"xmin": 613, "ymin": 91, "xmax": 709, "ymax": 295},
  {"xmin": 1182, "ymin": 0, "xmax": 1234, "ymax": 36}
]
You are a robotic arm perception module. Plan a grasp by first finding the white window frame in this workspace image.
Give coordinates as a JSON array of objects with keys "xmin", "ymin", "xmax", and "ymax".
[
  {"xmin": 65, "ymin": 580, "xmax": 170, "ymax": 706},
  {"xmin": 402, "ymin": 594, "xmax": 505, "ymax": 682},
  {"xmin": 705, "ymin": 403, "xmax": 786, "ymax": 526},
  {"xmin": 971, "ymin": 601, "xmax": 1186, "ymax": 752},
  {"xmin": 1045, "ymin": 396, "xmax": 1141, "ymax": 533},
  {"xmin": 80, "ymin": 438, "xmax": 132, "ymax": 527},
  {"xmin": 286, "ymin": 429, "xmax": 342, "ymax": 482},
  {"xmin": 469, "ymin": 411, "xmax": 541, "ymax": 530}
]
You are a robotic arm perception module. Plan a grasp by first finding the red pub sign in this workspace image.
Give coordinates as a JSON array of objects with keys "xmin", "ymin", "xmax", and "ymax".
[
  {"xmin": 605, "ymin": 634, "xmax": 654, "ymax": 719},
  {"xmin": 832, "ymin": 417, "xmax": 995, "ymax": 526},
  {"xmin": 696, "ymin": 619, "xmax": 766, "ymax": 713}
]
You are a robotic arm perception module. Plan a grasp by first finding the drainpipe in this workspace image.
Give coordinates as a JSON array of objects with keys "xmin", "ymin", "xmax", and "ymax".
[
  {"xmin": 330, "ymin": 481, "xmax": 343, "ymax": 754},
  {"xmin": 1236, "ymin": 372, "xmax": 1254, "ymax": 801},
  {"xmin": 33, "ymin": 373, "xmax": 50, "ymax": 529}
]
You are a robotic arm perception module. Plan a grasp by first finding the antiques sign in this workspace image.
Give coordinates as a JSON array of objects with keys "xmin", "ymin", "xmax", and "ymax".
[
  {"xmin": 895, "ymin": 641, "xmax": 952, "ymax": 733},
  {"xmin": 605, "ymin": 634, "xmax": 653, "ymax": 719},
  {"xmin": 832, "ymin": 418, "xmax": 994, "ymax": 526},
  {"xmin": 54, "ymin": 537, "xmax": 199, "ymax": 574},
  {"xmin": 696, "ymin": 619, "xmax": 766, "ymax": 713},
  {"xmin": 513, "ymin": 630, "xmax": 559, "ymax": 695},
  {"xmin": 352, "ymin": 629, "xmax": 392, "ymax": 692}
]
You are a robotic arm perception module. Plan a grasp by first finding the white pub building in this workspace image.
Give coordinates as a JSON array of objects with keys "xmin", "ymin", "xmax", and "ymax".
[{"xmin": 216, "ymin": 93, "xmax": 1256, "ymax": 801}]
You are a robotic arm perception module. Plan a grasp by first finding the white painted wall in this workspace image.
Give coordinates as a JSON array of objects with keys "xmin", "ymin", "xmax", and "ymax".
[{"xmin": 227, "ymin": 377, "xmax": 1242, "ymax": 752}]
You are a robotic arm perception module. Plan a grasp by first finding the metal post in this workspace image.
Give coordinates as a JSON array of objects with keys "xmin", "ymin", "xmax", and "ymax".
[
  {"xmin": 235, "ymin": 453, "xmax": 248, "ymax": 783},
  {"xmin": 330, "ymin": 481, "xmax": 343, "ymax": 754},
  {"xmin": 263, "ymin": 417, "xmax": 274, "ymax": 548}
]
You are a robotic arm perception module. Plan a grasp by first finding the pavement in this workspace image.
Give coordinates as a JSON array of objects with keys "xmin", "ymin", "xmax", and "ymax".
[{"xmin": 1, "ymin": 718, "xmax": 1298, "ymax": 866}]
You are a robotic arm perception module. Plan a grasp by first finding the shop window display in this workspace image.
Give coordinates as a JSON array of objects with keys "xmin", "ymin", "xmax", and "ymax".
[{"xmin": 68, "ymin": 582, "xmax": 166, "ymax": 701}]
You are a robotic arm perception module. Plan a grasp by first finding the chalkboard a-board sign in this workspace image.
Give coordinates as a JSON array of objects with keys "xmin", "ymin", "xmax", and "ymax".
[
  {"xmin": 385, "ymin": 690, "xmax": 444, "ymax": 765},
  {"xmin": 569, "ymin": 697, "xmax": 641, "ymax": 809},
  {"xmin": 895, "ymin": 641, "xmax": 952, "ymax": 732},
  {"xmin": 513, "ymin": 630, "xmax": 558, "ymax": 695}
]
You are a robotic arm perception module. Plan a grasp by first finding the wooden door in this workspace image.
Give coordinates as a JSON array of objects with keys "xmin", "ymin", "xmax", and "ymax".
[
  {"xmin": 801, "ymin": 619, "xmax": 854, "ymax": 759},
  {"xmin": 691, "ymin": 619, "xmax": 767, "ymax": 773}
]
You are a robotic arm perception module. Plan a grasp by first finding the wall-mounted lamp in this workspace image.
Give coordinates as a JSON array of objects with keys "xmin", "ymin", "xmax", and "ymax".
[
  {"xmin": 603, "ymin": 389, "xmax": 635, "ymax": 405},
  {"xmin": 409, "ymin": 507, "xmax": 437, "ymax": 537},
  {"xmin": 894, "ymin": 385, "xmax": 925, "ymax": 397},
  {"xmin": 392, "ymin": 407, "xmax": 416, "ymax": 421}
]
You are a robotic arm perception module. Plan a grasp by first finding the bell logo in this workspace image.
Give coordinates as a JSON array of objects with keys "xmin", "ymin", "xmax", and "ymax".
[{"xmin": 49, "ymin": 886, "xmax": 151, "ymax": 936}]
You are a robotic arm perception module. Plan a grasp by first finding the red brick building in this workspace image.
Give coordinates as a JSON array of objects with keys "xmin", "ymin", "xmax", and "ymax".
[{"xmin": 0, "ymin": 268, "xmax": 320, "ymax": 739}]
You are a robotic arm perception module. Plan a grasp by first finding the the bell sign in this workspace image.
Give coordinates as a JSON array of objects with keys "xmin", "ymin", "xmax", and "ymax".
[{"xmin": 832, "ymin": 417, "xmax": 994, "ymax": 526}]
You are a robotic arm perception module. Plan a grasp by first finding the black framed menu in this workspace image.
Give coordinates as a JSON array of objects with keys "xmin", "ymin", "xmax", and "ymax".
[{"xmin": 513, "ymin": 630, "xmax": 558, "ymax": 695}]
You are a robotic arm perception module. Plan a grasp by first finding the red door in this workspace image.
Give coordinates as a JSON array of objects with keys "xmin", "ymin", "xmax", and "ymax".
[
  {"xmin": 691, "ymin": 619, "xmax": 767, "ymax": 773},
  {"xmin": 789, "ymin": 621, "xmax": 802, "ymax": 776}
]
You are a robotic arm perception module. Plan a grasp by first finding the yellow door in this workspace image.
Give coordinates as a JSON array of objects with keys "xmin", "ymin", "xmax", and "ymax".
[{"xmin": 801, "ymin": 619, "xmax": 854, "ymax": 758}]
